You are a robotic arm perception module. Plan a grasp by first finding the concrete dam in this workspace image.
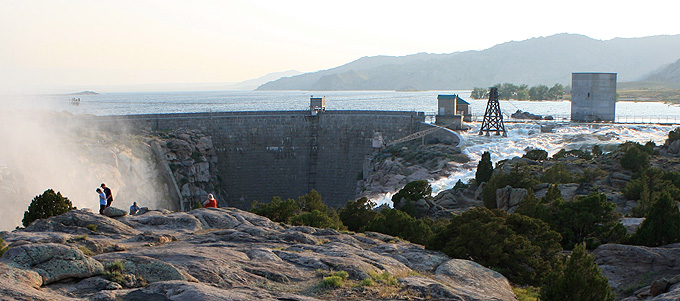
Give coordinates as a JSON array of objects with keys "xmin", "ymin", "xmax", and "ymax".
[{"xmin": 101, "ymin": 110, "xmax": 459, "ymax": 210}]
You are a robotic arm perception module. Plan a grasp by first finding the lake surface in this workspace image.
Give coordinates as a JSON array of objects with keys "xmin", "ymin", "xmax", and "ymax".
[{"xmin": 4, "ymin": 90, "xmax": 680, "ymax": 123}]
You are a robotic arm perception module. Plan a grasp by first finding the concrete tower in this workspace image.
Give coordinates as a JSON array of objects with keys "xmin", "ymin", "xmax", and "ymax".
[{"xmin": 571, "ymin": 73, "xmax": 617, "ymax": 122}]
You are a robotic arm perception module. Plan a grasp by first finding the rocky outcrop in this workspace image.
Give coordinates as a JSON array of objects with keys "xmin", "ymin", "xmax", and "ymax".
[
  {"xmin": 511, "ymin": 109, "xmax": 553, "ymax": 120},
  {"xmin": 155, "ymin": 129, "xmax": 221, "ymax": 208},
  {"xmin": 496, "ymin": 186, "xmax": 528, "ymax": 213},
  {"xmin": 0, "ymin": 207, "xmax": 518, "ymax": 300},
  {"xmin": 0, "ymin": 243, "xmax": 104, "ymax": 284},
  {"xmin": 593, "ymin": 243, "xmax": 680, "ymax": 299},
  {"xmin": 358, "ymin": 143, "xmax": 470, "ymax": 199}
]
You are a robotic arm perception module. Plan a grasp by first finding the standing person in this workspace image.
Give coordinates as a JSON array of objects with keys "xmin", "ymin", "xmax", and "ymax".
[
  {"xmin": 129, "ymin": 202, "xmax": 140, "ymax": 215},
  {"xmin": 101, "ymin": 183, "xmax": 113, "ymax": 207},
  {"xmin": 203, "ymin": 194, "xmax": 217, "ymax": 208},
  {"xmin": 97, "ymin": 188, "xmax": 107, "ymax": 214}
]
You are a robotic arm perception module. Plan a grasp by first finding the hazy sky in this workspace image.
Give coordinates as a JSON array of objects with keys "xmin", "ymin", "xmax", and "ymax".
[{"xmin": 1, "ymin": 0, "xmax": 677, "ymax": 92}]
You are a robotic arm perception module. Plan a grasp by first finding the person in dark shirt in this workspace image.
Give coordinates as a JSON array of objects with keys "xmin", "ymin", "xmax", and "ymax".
[{"xmin": 101, "ymin": 183, "xmax": 113, "ymax": 207}]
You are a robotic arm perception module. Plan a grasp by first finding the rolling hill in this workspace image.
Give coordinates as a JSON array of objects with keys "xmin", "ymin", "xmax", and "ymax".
[{"xmin": 257, "ymin": 33, "xmax": 680, "ymax": 91}]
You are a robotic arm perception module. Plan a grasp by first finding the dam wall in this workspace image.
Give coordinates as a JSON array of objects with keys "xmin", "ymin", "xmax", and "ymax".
[{"xmin": 99, "ymin": 111, "xmax": 425, "ymax": 209}]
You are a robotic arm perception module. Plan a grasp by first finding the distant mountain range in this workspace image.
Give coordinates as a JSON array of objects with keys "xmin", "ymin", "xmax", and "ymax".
[
  {"xmin": 256, "ymin": 34, "xmax": 680, "ymax": 91},
  {"xmin": 644, "ymin": 58, "xmax": 680, "ymax": 83}
]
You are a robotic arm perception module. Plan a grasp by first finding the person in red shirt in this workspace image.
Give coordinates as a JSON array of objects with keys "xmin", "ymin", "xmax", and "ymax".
[{"xmin": 203, "ymin": 194, "xmax": 217, "ymax": 208}]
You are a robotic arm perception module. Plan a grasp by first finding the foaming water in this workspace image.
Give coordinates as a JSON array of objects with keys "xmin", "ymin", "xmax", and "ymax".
[{"xmin": 371, "ymin": 122, "xmax": 675, "ymax": 207}]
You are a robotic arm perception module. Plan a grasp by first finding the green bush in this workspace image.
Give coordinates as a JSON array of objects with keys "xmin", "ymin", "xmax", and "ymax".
[
  {"xmin": 519, "ymin": 192, "xmax": 626, "ymax": 250},
  {"xmin": 541, "ymin": 163, "xmax": 577, "ymax": 184},
  {"xmin": 360, "ymin": 278, "xmax": 375, "ymax": 286},
  {"xmin": 369, "ymin": 271, "xmax": 398, "ymax": 286},
  {"xmin": 366, "ymin": 209, "xmax": 434, "ymax": 245},
  {"xmin": 541, "ymin": 243, "xmax": 614, "ymax": 301},
  {"xmin": 523, "ymin": 149, "xmax": 548, "ymax": 161},
  {"xmin": 332, "ymin": 270, "xmax": 349, "ymax": 280},
  {"xmin": 620, "ymin": 146, "xmax": 649, "ymax": 172},
  {"xmin": 290, "ymin": 209, "xmax": 344, "ymax": 230},
  {"xmin": 86, "ymin": 224, "xmax": 98, "ymax": 232},
  {"xmin": 427, "ymin": 207, "xmax": 561, "ymax": 286},
  {"xmin": 623, "ymin": 168, "xmax": 680, "ymax": 217},
  {"xmin": 591, "ymin": 145, "xmax": 603, "ymax": 157},
  {"xmin": 322, "ymin": 275, "xmax": 344, "ymax": 288},
  {"xmin": 338, "ymin": 197, "xmax": 378, "ymax": 232},
  {"xmin": 22, "ymin": 189, "xmax": 74, "ymax": 227},
  {"xmin": 251, "ymin": 197, "xmax": 301, "ymax": 223},
  {"xmin": 475, "ymin": 151, "xmax": 494, "ymax": 183},
  {"xmin": 629, "ymin": 191, "xmax": 680, "ymax": 247}
]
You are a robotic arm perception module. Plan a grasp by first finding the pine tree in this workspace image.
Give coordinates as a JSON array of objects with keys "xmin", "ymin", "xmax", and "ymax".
[
  {"xmin": 541, "ymin": 243, "xmax": 614, "ymax": 301},
  {"xmin": 22, "ymin": 189, "xmax": 74, "ymax": 227},
  {"xmin": 629, "ymin": 191, "xmax": 680, "ymax": 246},
  {"xmin": 475, "ymin": 151, "xmax": 493, "ymax": 184}
]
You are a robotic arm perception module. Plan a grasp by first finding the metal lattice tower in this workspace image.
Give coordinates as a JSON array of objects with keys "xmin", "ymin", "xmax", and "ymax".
[{"xmin": 479, "ymin": 87, "xmax": 507, "ymax": 136}]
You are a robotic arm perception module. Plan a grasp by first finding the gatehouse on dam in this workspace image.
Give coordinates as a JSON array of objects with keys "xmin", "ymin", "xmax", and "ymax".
[{"xmin": 100, "ymin": 109, "xmax": 444, "ymax": 209}]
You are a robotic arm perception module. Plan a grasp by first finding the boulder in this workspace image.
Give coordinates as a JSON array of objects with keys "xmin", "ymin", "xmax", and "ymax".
[
  {"xmin": 0, "ymin": 263, "xmax": 77, "ymax": 300},
  {"xmin": 669, "ymin": 140, "xmax": 680, "ymax": 154},
  {"xmin": 94, "ymin": 253, "xmax": 196, "ymax": 283},
  {"xmin": 434, "ymin": 259, "xmax": 517, "ymax": 301},
  {"xmin": 0, "ymin": 243, "xmax": 104, "ymax": 284},
  {"xmin": 23, "ymin": 209, "xmax": 138, "ymax": 236},
  {"xmin": 103, "ymin": 206, "xmax": 127, "ymax": 217},
  {"xmin": 593, "ymin": 244, "xmax": 680, "ymax": 298},
  {"xmin": 496, "ymin": 186, "xmax": 527, "ymax": 213}
]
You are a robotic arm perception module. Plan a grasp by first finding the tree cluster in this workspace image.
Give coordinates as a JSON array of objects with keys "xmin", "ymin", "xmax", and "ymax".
[
  {"xmin": 471, "ymin": 83, "xmax": 567, "ymax": 101},
  {"xmin": 251, "ymin": 190, "xmax": 344, "ymax": 230}
]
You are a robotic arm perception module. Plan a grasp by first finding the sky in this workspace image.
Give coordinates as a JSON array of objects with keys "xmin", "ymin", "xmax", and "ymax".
[{"xmin": 1, "ymin": 0, "xmax": 678, "ymax": 93}]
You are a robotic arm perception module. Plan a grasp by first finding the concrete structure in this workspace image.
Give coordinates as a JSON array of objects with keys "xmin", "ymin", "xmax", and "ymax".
[
  {"xmin": 571, "ymin": 73, "xmax": 617, "ymax": 122},
  {"xmin": 436, "ymin": 94, "xmax": 468, "ymax": 129},
  {"xmin": 310, "ymin": 96, "xmax": 326, "ymax": 115},
  {"xmin": 99, "ymin": 111, "xmax": 425, "ymax": 209}
]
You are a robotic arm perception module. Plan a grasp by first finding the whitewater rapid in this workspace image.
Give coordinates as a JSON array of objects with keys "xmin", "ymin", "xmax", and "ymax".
[{"xmin": 371, "ymin": 122, "xmax": 676, "ymax": 206}]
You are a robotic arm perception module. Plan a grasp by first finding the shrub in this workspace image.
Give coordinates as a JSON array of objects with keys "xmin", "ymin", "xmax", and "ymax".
[
  {"xmin": 523, "ymin": 149, "xmax": 548, "ymax": 161},
  {"xmin": 366, "ymin": 209, "xmax": 434, "ymax": 245},
  {"xmin": 290, "ymin": 209, "xmax": 344, "ymax": 230},
  {"xmin": 541, "ymin": 163, "xmax": 577, "ymax": 184},
  {"xmin": 360, "ymin": 278, "xmax": 375, "ymax": 286},
  {"xmin": 427, "ymin": 207, "xmax": 562, "ymax": 286},
  {"xmin": 391, "ymin": 180, "xmax": 431, "ymax": 205},
  {"xmin": 370, "ymin": 271, "xmax": 398, "ymax": 286},
  {"xmin": 322, "ymin": 275, "xmax": 344, "ymax": 288},
  {"xmin": 391, "ymin": 180, "xmax": 432, "ymax": 217},
  {"xmin": 620, "ymin": 146, "xmax": 649, "ymax": 172},
  {"xmin": 540, "ymin": 243, "xmax": 614, "ymax": 301},
  {"xmin": 629, "ymin": 191, "xmax": 680, "ymax": 247},
  {"xmin": 624, "ymin": 168, "xmax": 680, "ymax": 217},
  {"xmin": 475, "ymin": 151, "xmax": 494, "ymax": 183},
  {"xmin": 86, "ymin": 224, "xmax": 98, "ymax": 232},
  {"xmin": 251, "ymin": 197, "xmax": 300, "ymax": 223},
  {"xmin": 332, "ymin": 270, "xmax": 349, "ymax": 280},
  {"xmin": 22, "ymin": 189, "xmax": 74, "ymax": 227},
  {"xmin": 338, "ymin": 197, "xmax": 378, "ymax": 232}
]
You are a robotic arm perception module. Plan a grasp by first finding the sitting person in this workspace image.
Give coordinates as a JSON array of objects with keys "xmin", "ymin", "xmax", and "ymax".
[
  {"xmin": 129, "ymin": 202, "xmax": 140, "ymax": 215},
  {"xmin": 203, "ymin": 194, "xmax": 217, "ymax": 208}
]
